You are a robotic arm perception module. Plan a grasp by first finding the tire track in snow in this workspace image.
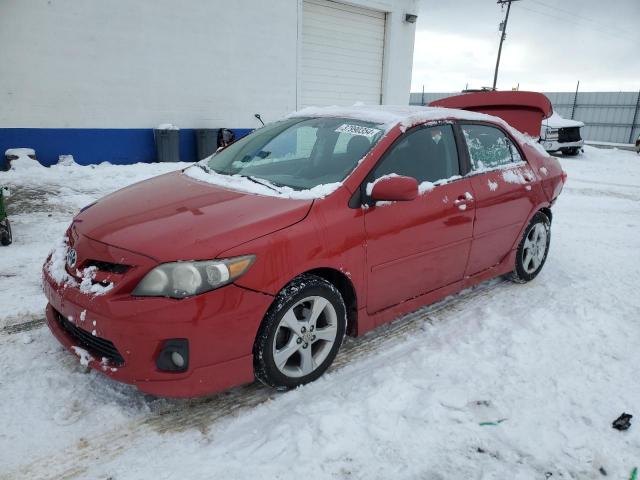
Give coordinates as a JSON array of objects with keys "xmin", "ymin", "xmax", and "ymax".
[
  {"xmin": 563, "ymin": 187, "xmax": 640, "ymax": 202},
  {"xmin": 7, "ymin": 278, "xmax": 509, "ymax": 480},
  {"xmin": 1, "ymin": 317, "xmax": 45, "ymax": 336}
]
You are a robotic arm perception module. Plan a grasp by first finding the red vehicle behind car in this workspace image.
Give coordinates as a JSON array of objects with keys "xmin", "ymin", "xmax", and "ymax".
[{"xmin": 43, "ymin": 101, "xmax": 565, "ymax": 398}]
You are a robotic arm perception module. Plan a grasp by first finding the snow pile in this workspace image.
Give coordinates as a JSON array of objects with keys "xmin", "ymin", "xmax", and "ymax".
[
  {"xmin": 57, "ymin": 154, "xmax": 77, "ymax": 166},
  {"xmin": 156, "ymin": 123, "xmax": 179, "ymax": 130},
  {"xmin": 5, "ymin": 147, "xmax": 35, "ymax": 157},
  {"xmin": 184, "ymin": 165, "xmax": 341, "ymax": 200},
  {"xmin": 8, "ymin": 151, "xmax": 43, "ymax": 170}
]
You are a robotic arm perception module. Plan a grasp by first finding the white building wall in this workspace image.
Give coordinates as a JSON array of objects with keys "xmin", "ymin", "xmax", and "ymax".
[{"xmin": 0, "ymin": 0, "xmax": 417, "ymax": 129}]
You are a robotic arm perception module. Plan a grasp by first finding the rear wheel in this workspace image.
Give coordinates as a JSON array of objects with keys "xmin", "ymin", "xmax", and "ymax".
[
  {"xmin": 510, "ymin": 212, "xmax": 551, "ymax": 283},
  {"xmin": 253, "ymin": 274, "xmax": 346, "ymax": 390},
  {"xmin": 0, "ymin": 219, "xmax": 11, "ymax": 246}
]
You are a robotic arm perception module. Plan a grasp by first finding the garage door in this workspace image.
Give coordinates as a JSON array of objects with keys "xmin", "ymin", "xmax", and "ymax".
[{"xmin": 301, "ymin": 0, "xmax": 386, "ymax": 107}]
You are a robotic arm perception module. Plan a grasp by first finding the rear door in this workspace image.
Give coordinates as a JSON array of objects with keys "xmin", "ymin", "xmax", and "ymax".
[
  {"xmin": 459, "ymin": 123, "xmax": 540, "ymax": 276},
  {"xmin": 363, "ymin": 124, "xmax": 475, "ymax": 314}
]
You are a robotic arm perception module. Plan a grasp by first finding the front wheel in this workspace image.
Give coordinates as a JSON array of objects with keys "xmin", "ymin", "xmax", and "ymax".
[
  {"xmin": 510, "ymin": 212, "xmax": 551, "ymax": 283},
  {"xmin": 253, "ymin": 274, "xmax": 346, "ymax": 390},
  {"xmin": 562, "ymin": 147, "xmax": 580, "ymax": 156}
]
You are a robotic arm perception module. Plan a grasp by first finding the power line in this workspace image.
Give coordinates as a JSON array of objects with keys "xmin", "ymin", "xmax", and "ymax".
[
  {"xmin": 518, "ymin": 3, "xmax": 637, "ymax": 43},
  {"xmin": 530, "ymin": 0, "xmax": 635, "ymax": 37}
]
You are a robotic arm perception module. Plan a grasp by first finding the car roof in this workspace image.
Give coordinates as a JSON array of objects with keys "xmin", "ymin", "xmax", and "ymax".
[
  {"xmin": 287, "ymin": 104, "xmax": 552, "ymax": 158},
  {"xmin": 287, "ymin": 105, "xmax": 498, "ymax": 130}
]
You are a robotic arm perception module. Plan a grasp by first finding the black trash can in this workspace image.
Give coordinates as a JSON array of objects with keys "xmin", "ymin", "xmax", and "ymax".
[
  {"xmin": 195, "ymin": 128, "xmax": 220, "ymax": 161},
  {"xmin": 154, "ymin": 127, "xmax": 180, "ymax": 162}
]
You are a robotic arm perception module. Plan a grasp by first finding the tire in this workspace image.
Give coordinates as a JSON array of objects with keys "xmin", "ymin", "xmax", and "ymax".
[
  {"xmin": 563, "ymin": 147, "xmax": 580, "ymax": 156},
  {"xmin": 510, "ymin": 212, "xmax": 551, "ymax": 283},
  {"xmin": 253, "ymin": 274, "xmax": 346, "ymax": 390},
  {"xmin": 0, "ymin": 219, "xmax": 11, "ymax": 246}
]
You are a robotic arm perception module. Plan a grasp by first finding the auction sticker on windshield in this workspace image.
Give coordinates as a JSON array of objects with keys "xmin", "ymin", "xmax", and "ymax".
[{"xmin": 335, "ymin": 124, "xmax": 381, "ymax": 138}]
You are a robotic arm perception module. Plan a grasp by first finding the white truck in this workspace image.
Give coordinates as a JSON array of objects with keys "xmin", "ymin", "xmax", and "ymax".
[{"xmin": 540, "ymin": 111, "xmax": 584, "ymax": 156}]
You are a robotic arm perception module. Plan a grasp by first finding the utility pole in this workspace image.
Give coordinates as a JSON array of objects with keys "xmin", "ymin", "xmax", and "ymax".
[
  {"xmin": 492, "ymin": 0, "xmax": 520, "ymax": 91},
  {"xmin": 571, "ymin": 80, "xmax": 580, "ymax": 119}
]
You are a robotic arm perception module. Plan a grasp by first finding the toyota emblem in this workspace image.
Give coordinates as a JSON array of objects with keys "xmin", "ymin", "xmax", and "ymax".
[{"xmin": 66, "ymin": 248, "xmax": 77, "ymax": 269}]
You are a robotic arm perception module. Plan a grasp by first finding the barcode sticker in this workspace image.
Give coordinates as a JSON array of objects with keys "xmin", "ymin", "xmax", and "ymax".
[{"xmin": 335, "ymin": 124, "xmax": 381, "ymax": 138}]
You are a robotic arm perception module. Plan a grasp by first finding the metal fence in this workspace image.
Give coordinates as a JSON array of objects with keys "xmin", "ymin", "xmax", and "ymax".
[{"xmin": 409, "ymin": 91, "xmax": 640, "ymax": 144}]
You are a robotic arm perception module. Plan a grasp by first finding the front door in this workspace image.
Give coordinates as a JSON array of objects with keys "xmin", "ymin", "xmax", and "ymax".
[{"xmin": 363, "ymin": 124, "xmax": 475, "ymax": 314}]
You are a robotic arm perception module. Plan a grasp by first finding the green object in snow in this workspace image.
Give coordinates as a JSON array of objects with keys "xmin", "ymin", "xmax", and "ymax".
[
  {"xmin": 0, "ymin": 188, "xmax": 6, "ymax": 220},
  {"xmin": 479, "ymin": 418, "xmax": 507, "ymax": 426},
  {"xmin": 630, "ymin": 467, "xmax": 638, "ymax": 480},
  {"xmin": 0, "ymin": 187, "xmax": 12, "ymax": 246}
]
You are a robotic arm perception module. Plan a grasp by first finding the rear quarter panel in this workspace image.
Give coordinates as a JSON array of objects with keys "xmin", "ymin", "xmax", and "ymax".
[{"xmin": 520, "ymin": 143, "xmax": 564, "ymax": 203}]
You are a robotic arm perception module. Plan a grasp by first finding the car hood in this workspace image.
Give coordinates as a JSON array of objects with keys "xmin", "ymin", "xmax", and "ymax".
[{"xmin": 74, "ymin": 171, "xmax": 313, "ymax": 262}]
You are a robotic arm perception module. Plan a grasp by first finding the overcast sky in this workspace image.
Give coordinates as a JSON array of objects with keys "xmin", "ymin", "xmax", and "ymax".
[{"xmin": 411, "ymin": 0, "xmax": 640, "ymax": 93}]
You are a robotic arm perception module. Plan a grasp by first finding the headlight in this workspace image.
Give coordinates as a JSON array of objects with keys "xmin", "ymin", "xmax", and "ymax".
[
  {"xmin": 133, "ymin": 255, "xmax": 255, "ymax": 298},
  {"xmin": 546, "ymin": 128, "xmax": 559, "ymax": 140}
]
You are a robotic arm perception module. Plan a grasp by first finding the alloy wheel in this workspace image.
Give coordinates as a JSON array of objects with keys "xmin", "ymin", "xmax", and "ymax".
[
  {"xmin": 522, "ymin": 223, "xmax": 548, "ymax": 274},
  {"xmin": 272, "ymin": 295, "xmax": 338, "ymax": 378}
]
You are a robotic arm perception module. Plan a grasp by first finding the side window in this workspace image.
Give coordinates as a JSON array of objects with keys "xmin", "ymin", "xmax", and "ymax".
[
  {"xmin": 461, "ymin": 124, "xmax": 520, "ymax": 170},
  {"xmin": 371, "ymin": 124, "xmax": 460, "ymax": 184}
]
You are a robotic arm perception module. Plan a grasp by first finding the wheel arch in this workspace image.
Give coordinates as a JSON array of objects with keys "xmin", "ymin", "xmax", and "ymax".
[
  {"xmin": 305, "ymin": 267, "xmax": 358, "ymax": 337},
  {"xmin": 539, "ymin": 206, "xmax": 552, "ymax": 223}
]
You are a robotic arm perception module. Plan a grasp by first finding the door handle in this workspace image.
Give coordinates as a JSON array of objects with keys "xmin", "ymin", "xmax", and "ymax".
[{"xmin": 454, "ymin": 192, "xmax": 474, "ymax": 210}]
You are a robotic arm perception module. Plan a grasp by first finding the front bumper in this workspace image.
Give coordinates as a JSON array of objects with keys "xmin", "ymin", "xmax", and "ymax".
[
  {"xmin": 542, "ymin": 139, "xmax": 584, "ymax": 152},
  {"xmin": 43, "ymin": 260, "xmax": 273, "ymax": 398}
]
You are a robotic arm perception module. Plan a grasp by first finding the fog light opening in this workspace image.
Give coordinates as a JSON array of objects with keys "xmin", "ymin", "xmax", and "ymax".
[{"xmin": 156, "ymin": 338, "xmax": 189, "ymax": 373}]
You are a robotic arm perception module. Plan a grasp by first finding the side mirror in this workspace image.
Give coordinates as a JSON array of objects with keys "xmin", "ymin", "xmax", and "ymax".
[{"xmin": 369, "ymin": 175, "xmax": 419, "ymax": 202}]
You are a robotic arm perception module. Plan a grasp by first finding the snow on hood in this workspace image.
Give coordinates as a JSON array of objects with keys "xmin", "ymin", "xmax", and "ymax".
[
  {"xmin": 184, "ymin": 165, "xmax": 341, "ymax": 200},
  {"xmin": 543, "ymin": 111, "xmax": 584, "ymax": 129},
  {"xmin": 73, "ymin": 171, "xmax": 314, "ymax": 262},
  {"xmin": 289, "ymin": 105, "xmax": 550, "ymax": 157}
]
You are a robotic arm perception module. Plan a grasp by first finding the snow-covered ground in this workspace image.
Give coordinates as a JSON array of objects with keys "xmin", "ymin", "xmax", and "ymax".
[{"xmin": 0, "ymin": 146, "xmax": 639, "ymax": 479}]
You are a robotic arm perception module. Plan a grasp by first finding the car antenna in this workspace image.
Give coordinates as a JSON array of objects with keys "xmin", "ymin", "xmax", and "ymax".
[{"xmin": 254, "ymin": 113, "xmax": 265, "ymax": 126}]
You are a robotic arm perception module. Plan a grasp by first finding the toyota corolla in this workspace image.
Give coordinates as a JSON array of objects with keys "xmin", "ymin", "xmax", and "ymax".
[{"xmin": 42, "ymin": 102, "xmax": 565, "ymax": 397}]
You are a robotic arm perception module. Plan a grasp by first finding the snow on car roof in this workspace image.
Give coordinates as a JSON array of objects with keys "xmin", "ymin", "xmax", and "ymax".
[
  {"xmin": 289, "ymin": 105, "xmax": 498, "ymax": 130},
  {"xmin": 289, "ymin": 104, "xmax": 549, "ymax": 155}
]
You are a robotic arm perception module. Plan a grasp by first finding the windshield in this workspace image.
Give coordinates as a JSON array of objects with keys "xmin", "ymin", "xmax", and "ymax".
[{"xmin": 204, "ymin": 117, "xmax": 385, "ymax": 190}]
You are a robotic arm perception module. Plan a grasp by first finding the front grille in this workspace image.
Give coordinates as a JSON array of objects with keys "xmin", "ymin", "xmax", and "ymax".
[
  {"xmin": 558, "ymin": 127, "xmax": 581, "ymax": 143},
  {"xmin": 84, "ymin": 259, "xmax": 130, "ymax": 274},
  {"xmin": 54, "ymin": 310, "xmax": 125, "ymax": 366}
]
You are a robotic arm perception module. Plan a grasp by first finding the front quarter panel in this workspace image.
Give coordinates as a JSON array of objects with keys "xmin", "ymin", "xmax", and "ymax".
[{"xmin": 220, "ymin": 187, "xmax": 367, "ymax": 307}]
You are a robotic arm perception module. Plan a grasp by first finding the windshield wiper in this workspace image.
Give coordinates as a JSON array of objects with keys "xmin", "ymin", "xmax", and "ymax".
[
  {"xmin": 194, "ymin": 165, "xmax": 281, "ymax": 193},
  {"xmin": 238, "ymin": 174, "xmax": 281, "ymax": 193}
]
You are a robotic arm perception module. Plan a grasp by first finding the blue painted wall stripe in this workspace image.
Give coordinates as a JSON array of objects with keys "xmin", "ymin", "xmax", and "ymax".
[{"xmin": 0, "ymin": 128, "xmax": 252, "ymax": 168}]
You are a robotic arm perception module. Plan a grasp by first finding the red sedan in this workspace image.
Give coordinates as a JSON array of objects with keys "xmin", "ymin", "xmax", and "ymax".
[{"xmin": 43, "ymin": 104, "xmax": 565, "ymax": 397}]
